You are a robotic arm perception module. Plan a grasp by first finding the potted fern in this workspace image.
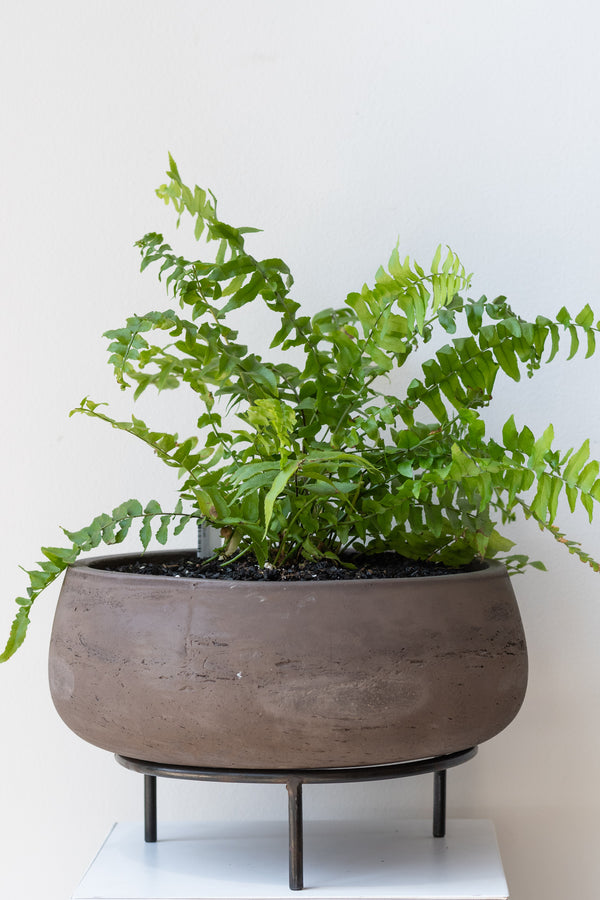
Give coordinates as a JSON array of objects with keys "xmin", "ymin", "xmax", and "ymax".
[{"xmin": 3, "ymin": 156, "xmax": 599, "ymax": 771}]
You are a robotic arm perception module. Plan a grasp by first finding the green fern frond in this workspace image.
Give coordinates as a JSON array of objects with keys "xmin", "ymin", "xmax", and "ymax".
[{"xmin": 0, "ymin": 500, "xmax": 202, "ymax": 662}]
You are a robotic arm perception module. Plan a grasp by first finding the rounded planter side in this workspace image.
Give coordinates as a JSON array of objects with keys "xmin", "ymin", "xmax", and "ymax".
[{"xmin": 48, "ymin": 552, "xmax": 528, "ymax": 769}]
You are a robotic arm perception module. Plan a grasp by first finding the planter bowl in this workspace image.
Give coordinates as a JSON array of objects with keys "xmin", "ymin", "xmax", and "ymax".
[{"xmin": 48, "ymin": 552, "xmax": 527, "ymax": 768}]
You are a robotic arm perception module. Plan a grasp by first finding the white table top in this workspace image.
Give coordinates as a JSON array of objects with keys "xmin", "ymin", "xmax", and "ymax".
[{"xmin": 72, "ymin": 818, "xmax": 508, "ymax": 900}]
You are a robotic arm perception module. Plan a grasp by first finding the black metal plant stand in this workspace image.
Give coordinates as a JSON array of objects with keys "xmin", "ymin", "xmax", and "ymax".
[{"xmin": 116, "ymin": 746, "xmax": 477, "ymax": 891}]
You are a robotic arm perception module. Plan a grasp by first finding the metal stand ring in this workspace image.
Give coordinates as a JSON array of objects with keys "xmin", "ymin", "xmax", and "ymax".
[{"xmin": 116, "ymin": 747, "xmax": 477, "ymax": 891}]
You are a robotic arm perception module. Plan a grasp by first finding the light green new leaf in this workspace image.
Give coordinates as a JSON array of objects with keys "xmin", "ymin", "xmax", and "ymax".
[
  {"xmin": 567, "ymin": 325, "xmax": 580, "ymax": 360},
  {"xmin": 0, "ymin": 609, "xmax": 31, "ymax": 663},
  {"xmin": 564, "ymin": 439, "xmax": 590, "ymax": 485},
  {"xmin": 579, "ymin": 460, "xmax": 600, "ymax": 493},
  {"xmin": 502, "ymin": 415, "xmax": 519, "ymax": 451},
  {"xmin": 528, "ymin": 424, "xmax": 554, "ymax": 473},
  {"xmin": 586, "ymin": 330, "xmax": 596, "ymax": 358},
  {"xmin": 575, "ymin": 304, "xmax": 594, "ymax": 329},
  {"xmin": 263, "ymin": 460, "xmax": 302, "ymax": 536}
]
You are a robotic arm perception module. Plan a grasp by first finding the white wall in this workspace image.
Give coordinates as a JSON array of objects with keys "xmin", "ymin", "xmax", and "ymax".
[{"xmin": 2, "ymin": 1, "xmax": 600, "ymax": 897}]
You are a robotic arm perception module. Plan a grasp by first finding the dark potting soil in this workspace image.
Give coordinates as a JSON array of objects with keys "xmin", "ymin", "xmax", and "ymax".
[{"xmin": 103, "ymin": 552, "xmax": 480, "ymax": 581}]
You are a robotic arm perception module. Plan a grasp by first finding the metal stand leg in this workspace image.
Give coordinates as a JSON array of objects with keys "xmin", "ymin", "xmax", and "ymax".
[
  {"xmin": 115, "ymin": 747, "xmax": 476, "ymax": 887},
  {"xmin": 145, "ymin": 774, "xmax": 157, "ymax": 843},
  {"xmin": 287, "ymin": 779, "xmax": 304, "ymax": 890},
  {"xmin": 433, "ymin": 769, "xmax": 446, "ymax": 838}
]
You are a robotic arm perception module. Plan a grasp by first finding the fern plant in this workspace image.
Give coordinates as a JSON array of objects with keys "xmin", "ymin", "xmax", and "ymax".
[{"xmin": 3, "ymin": 155, "xmax": 600, "ymax": 662}]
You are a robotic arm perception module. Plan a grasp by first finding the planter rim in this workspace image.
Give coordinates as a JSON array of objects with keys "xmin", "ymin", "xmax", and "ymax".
[{"xmin": 67, "ymin": 549, "xmax": 506, "ymax": 589}]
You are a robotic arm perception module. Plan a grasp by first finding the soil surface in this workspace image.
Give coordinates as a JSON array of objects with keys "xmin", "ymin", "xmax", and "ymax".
[{"xmin": 103, "ymin": 552, "xmax": 480, "ymax": 581}]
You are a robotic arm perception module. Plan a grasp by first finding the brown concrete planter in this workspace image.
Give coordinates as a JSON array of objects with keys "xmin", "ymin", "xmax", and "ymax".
[{"xmin": 48, "ymin": 551, "xmax": 527, "ymax": 769}]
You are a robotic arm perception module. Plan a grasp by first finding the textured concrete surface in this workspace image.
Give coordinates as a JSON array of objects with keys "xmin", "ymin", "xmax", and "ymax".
[{"xmin": 49, "ymin": 553, "xmax": 528, "ymax": 768}]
